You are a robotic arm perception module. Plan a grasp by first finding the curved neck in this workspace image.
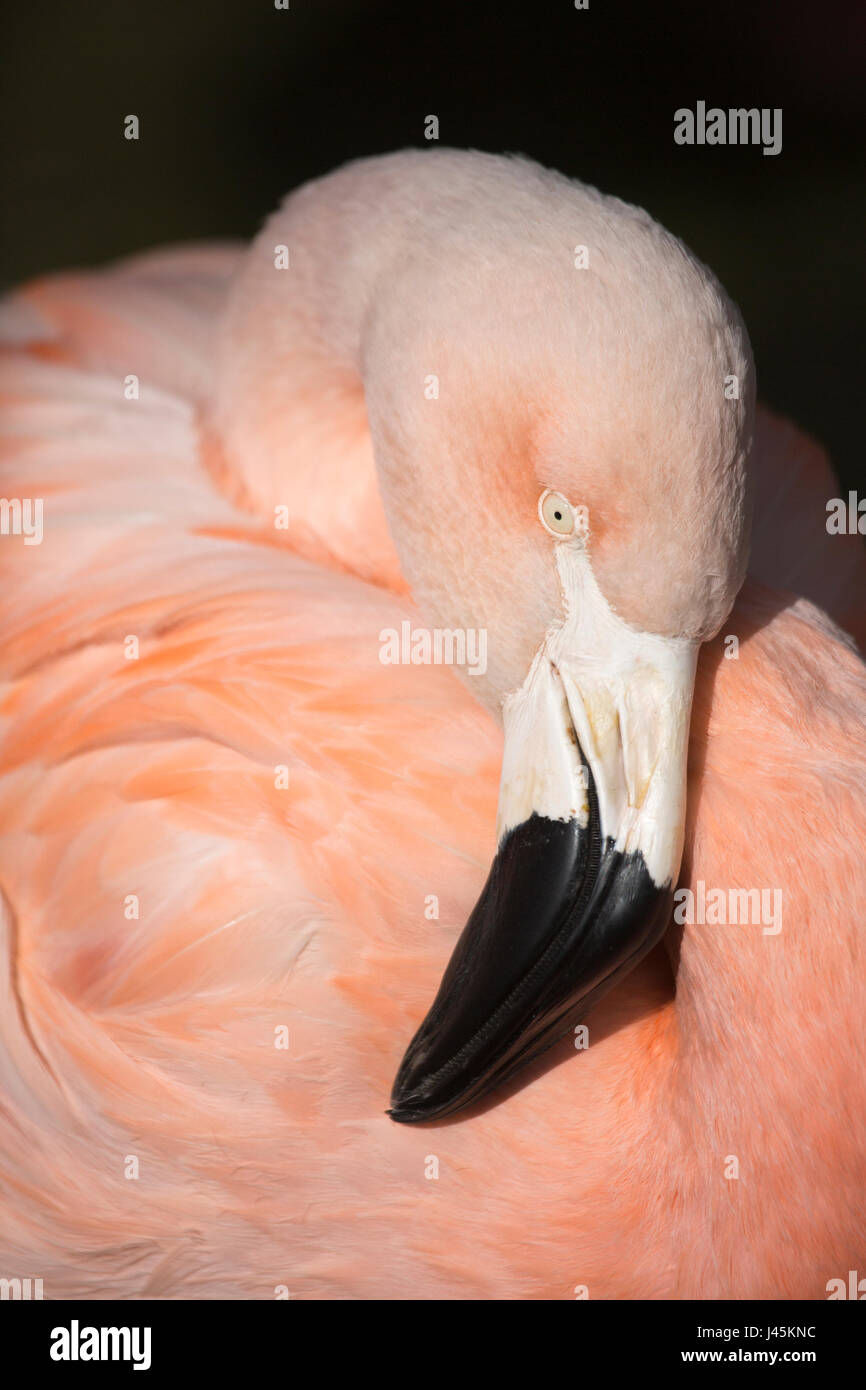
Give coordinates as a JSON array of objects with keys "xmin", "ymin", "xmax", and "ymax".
[{"xmin": 210, "ymin": 157, "xmax": 421, "ymax": 592}]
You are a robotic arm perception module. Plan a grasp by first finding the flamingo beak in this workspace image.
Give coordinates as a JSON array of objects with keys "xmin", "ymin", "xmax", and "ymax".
[{"xmin": 389, "ymin": 542, "xmax": 698, "ymax": 1123}]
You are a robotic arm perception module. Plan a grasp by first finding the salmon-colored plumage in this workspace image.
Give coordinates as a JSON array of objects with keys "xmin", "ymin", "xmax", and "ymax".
[{"xmin": 1, "ymin": 198, "xmax": 864, "ymax": 1297}]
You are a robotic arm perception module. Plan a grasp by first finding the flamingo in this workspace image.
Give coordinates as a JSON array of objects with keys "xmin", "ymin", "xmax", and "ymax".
[{"xmin": 0, "ymin": 149, "xmax": 864, "ymax": 1299}]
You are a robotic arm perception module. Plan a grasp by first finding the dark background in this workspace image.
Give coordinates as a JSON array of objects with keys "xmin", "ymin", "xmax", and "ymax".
[{"xmin": 1, "ymin": 0, "xmax": 863, "ymax": 487}]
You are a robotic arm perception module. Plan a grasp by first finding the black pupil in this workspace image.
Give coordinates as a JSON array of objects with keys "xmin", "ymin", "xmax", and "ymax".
[{"xmin": 554, "ymin": 511, "xmax": 562, "ymax": 520}]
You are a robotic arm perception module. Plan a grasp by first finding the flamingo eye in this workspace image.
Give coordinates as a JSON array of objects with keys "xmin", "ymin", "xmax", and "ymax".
[{"xmin": 538, "ymin": 490, "xmax": 575, "ymax": 537}]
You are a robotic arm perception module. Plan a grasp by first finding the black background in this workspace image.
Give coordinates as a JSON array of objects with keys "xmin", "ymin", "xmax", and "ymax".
[
  {"xmin": 1, "ymin": 0, "xmax": 863, "ymax": 488},
  {"xmin": 13, "ymin": 1299, "xmax": 861, "ymax": 1373}
]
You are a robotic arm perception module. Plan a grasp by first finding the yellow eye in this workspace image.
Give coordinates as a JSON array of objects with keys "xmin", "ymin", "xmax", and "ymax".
[{"xmin": 539, "ymin": 489, "xmax": 575, "ymax": 537}]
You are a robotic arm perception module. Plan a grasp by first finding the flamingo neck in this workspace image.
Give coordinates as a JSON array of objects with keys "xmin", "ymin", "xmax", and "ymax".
[{"xmin": 210, "ymin": 159, "xmax": 421, "ymax": 593}]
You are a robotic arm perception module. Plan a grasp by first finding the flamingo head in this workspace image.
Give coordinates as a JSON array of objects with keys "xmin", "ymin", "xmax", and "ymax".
[{"xmin": 371, "ymin": 156, "xmax": 755, "ymax": 1121}]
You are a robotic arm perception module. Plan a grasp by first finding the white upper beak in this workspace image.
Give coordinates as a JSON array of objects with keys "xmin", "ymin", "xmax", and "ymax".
[{"xmin": 497, "ymin": 539, "xmax": 698, "ymax": 889}]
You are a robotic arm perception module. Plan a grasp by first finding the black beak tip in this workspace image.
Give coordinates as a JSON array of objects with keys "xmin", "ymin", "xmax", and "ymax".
[
  {"xmin": 387, "ymin": 1091, "xmax": 437, "ymax": 1124},
  {"xmin": 386, "ymin": 1103, "xmax": 424, "ymax": 1125},
  {"xmin": 387, "ymin": 1091, "xmax": 459, "ymax": 1124},
  {"xmin": 387, "ymin": 1048, "xmax": 442, "ymax": 1123},
  {"xmin": 386, "ymin": 812, "xmax": 672, "ymax": 1125}
]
